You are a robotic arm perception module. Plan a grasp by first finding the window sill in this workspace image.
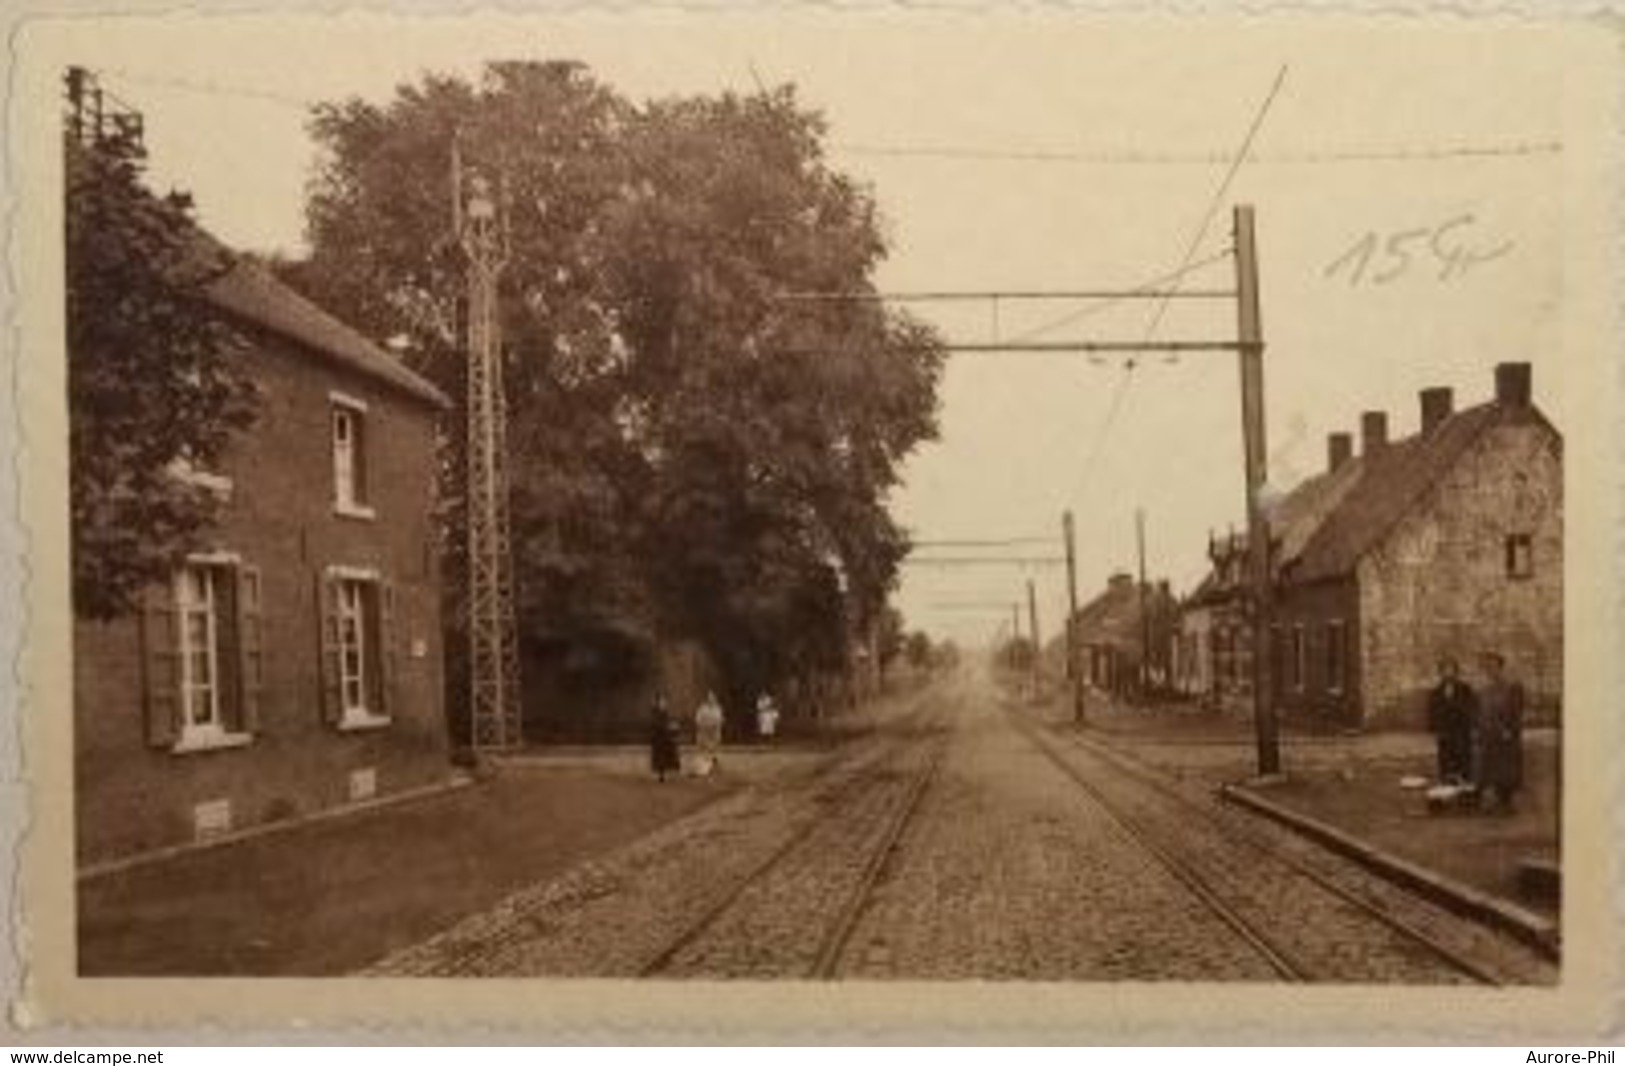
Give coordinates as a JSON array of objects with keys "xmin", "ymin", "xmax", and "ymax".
[
  {"xmin": 334, "ymin": 502, "xmax": 377, "ymax": 522},
  {"xmin": 166, "ymin": 463, "xmax": 234, "ymax": 498},
  {"xmin": 338, "ymin": 710, "xmax": 392, "ymax": 732},
  {"xmin": 171, "ymin": 728, "xmax": 253, "ymax": 755}
]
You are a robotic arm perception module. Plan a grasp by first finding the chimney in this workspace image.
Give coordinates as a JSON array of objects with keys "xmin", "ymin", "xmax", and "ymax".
[
  {"xmin": 1495, "ymin": 362, "xmax": 1532, "ymax": 407},
  {"xmin": 1419, "ymin": 387, "xmax": 1454, "ymax": 434},
  {"xmin": 1108, "ymin": 572, "xmax": 1132, "ymax": 592},
  {"xmin": 1361, "ymin": 411, "xmax": 1389, "ymax": 455},
  {"xmin": 1327, "ymin": 432, "xmax": 1353, "ymax": 473}
]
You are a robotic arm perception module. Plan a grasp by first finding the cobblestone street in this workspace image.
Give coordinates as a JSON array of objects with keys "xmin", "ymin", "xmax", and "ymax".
[{"xmin": 367, "ymin": 668, "xmax": 1558, "ymax": 983}]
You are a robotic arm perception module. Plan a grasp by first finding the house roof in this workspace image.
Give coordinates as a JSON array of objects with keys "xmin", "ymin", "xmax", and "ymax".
[
  {"xmin": 1184, "ymin": 569, "xmax": 1226, "ymax": 608},
  {"xmin": 1286, "ymin": 402, "xmax": 1552, "ymax": 583},
  {"xmin": 1270, "ymin": 454, "xmax": 1367, "ymax": 565},
  {"xmin": 204, "ymin": 258, "xmax": 449, "ymax": 410},
  {"xmin": 1073, "ymin": 578, "xmax": 1144, "ymax": 649}
]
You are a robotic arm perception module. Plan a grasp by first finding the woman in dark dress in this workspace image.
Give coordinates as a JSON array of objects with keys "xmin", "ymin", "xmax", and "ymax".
[
  {"xmin": 649, "ymin": 694, "xmax": 681, "ymax": 782},
  {"xmin": 1426, "ymin": 657, "xmax": 1476, "ymax": 785}
]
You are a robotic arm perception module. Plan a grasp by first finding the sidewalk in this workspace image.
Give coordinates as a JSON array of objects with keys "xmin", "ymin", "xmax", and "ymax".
[
  {"xmin": 77, "ymin": 745, "xmax": 823, "ymax": 976},
  {"xmin": 1044, "ymin": 692, "xmax": 1560, "ymax": 917}
]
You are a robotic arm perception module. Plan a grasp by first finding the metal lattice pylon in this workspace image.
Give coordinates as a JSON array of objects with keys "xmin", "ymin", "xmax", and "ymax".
[{"xmin": 454, "ymin": 146, "xmax": 522, "ymax": 751}]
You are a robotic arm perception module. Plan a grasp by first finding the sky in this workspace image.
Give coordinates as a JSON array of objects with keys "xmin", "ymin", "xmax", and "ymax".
[{"xmin": 46, "ymin": 10, "xmax": 1572, "ymax": 646}]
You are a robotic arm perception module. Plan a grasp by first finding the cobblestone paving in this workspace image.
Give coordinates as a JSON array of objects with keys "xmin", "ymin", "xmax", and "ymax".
[
  {"xmin": 368, "ymin": 671, "xmax": 1558, "ymax": 982},
  {"xmin": 834, "ymin": 689, "xmax": 1283, "ymax": 980},
  {"xmin": 654, "ymin": 738, "xmax": 943, "ymax": 978},
  {"xmin": 366, "ymin": 694, "xmax": 942, "ymax": 977},
  {"xmin": 1041, "ymin": 716, "xmax": 1558, "ymax": 985}
]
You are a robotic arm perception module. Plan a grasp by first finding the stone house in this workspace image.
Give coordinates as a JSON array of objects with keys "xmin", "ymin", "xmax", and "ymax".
[
  {"xmin": 1175, "ymin": 362, "xmax": 1562, "ymax": 728},
  {"xmin": 1176, "ymin": 362, "xmax": 1553, "ymax": 728},
  {"xmin": 73, "ymin": 251, "xmax": 455, "ymax": 867},
  {"xmin": 1271, "ymin": 363, "xmax": 1562, "ymax": 727},
  {"xmin": 1176, "ymin": 434, "xmax": 1367, "ymax": 714}
]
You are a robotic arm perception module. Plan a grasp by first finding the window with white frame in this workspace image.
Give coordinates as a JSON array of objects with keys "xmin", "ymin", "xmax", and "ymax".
[
  {"xmin": 331, "ymin": 397, "xmax": 372, "ymax": 517},
  {"xmin": 321, "ymin": 568, "xmax": 393, "ymax": 731},
  {"xmin": 337, "ymin": 578, "xmax": 373, "ymax": 716},
  {"xmin": 176, "ymin": 564, "xmax": 224, "ymax": 733},
  {"xmin": 143, "ymin": 559, "xmax": 262, "ymax": 754}
]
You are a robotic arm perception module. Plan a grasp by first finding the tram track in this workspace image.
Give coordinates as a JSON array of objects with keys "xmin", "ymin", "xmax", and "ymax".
[
  {"xmin": 1007, "ymin": 703, "xmax": 1516, "ymax": 985},
  {"xmin": 639, "ymin": 705, "xmax": 949, "ymax": 979}
]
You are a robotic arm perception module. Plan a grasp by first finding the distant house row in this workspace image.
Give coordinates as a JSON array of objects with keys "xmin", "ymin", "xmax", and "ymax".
[{"xmin": 1069, "ymin": 362, "xmax": 1562, "ymax": 729}]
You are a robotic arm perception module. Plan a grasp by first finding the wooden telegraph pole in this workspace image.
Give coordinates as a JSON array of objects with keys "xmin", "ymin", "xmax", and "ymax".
[
  {"xmin": 1026, "ymin": 579, "xmax": 1041, "ymax": 700},
  {"xmin": 1235, "ymin": 204, "xmax": 1280, "ymax": 777},
  {"xmin": 1062, "ymin": 511, "xmax": 1084, "ymax": 724},
  {"xmin": 1136, "ymin": 508, "xmax": 1151, "ymax": 699}
]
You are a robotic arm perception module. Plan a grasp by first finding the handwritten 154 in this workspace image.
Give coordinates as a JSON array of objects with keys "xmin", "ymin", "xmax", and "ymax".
[{"xmin": 1323, "ymin": 213, "xmax": 1513, "ymax": 287}]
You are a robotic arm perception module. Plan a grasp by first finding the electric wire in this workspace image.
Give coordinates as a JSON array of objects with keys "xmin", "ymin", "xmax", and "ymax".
[{"xmin": 1054, "ymin": 65, "xmax": 1289, "ymax": 523}]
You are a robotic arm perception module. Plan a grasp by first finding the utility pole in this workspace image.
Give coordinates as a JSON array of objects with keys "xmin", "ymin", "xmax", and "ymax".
[
  {"xmin": 1136, "ymin": 507, "xmax": 1151, "ymax": 701},
  {"xmin": 1026, "ymin": 579, "xmax": 1041, "ymax": 700},
  {"xmin": 1062, "ymin": 511, "xmax": 1084, "ymax": 724},
  {"xmin": 1235, "ymin": 204, "xmax": 1280, "ymax": 777},
  {"xmin": 455, "ymin": 140, "xmax": 523, "ymax": 753}
]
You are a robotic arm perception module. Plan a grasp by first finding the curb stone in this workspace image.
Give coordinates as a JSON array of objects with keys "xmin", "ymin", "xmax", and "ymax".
[{"xmin": 1218, "ymin": 782, "xmax": 1561, "ymax": 961}]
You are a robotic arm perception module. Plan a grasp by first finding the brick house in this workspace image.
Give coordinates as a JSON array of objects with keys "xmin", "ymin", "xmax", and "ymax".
[
  {"xmin": 1176, "ymin": 439, "xmax": 1366, "ymax": 713},
  {"xmin": 1175, "ymin": 362, "xmax": 1562, "ymax": 729},
  {"xmin": 1271, "ymin": 363, "xmax": 1562, "ymax": 728},
  {"xmin": 1072, "ymin": 573, "xmax": 1177, "ymax": 699},
  {"xmin": 1172, "ymin": 533, "xmax": 1249, "ymax": 708},
  {"xmin": 73, "ymin": 252, "xmax": 455, "ymax": 867}
]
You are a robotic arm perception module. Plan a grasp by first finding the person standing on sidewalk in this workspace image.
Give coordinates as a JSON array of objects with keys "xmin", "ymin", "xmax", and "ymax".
[
  {"xmin": 755, "ymin": 692, "xmax": 780, "ymax": 741},
  {"xmin": 1427, "ymin": 657, "xmax": 1476, "ymax": 785},
  {"xmin": 694, "ymin": 691, "xmax": 725, "ymax": 776},
  {"xmin": 1473, "ymin": 651, "xmax": 1525, "ymax": 814},
  {"xmin": 649, "ymin": 694, "xmax": 681, "ymax": 783}
]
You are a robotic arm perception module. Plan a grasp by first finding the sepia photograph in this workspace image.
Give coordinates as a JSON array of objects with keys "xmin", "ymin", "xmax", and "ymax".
[{"xmin": 4, "ymin": 4, "xmax": 1622, "ymax": 1040}]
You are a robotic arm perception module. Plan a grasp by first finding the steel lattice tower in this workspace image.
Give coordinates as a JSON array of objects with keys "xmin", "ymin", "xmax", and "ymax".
[{"xmin": 454, "ymin": 150, "xmax": 522, "ymax": 751}]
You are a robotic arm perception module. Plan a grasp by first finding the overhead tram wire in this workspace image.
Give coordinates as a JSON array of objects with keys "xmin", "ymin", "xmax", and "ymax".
[
  {"xmin": 833, "ymin": 139, "xmax": 1562, "ymax": 166},
  {"xmin": 1141, "ymin": 65, "xmax": 1289, "ymax": 359},
  {"xmin": 910, "ymin": 537, "xmax": 1055, "ymax": 549},
  {"xmin": 771, "ymin": 249, "xmax": 1239, "ymax": 358},
  {"xmin": 88, "ymin": 67, "xmax": 1562, "ymax": 168},
  {"xmin": 996, "ymin": 246, "xmax": 1233, "ymax": 348},
  {"xmin": 1053, "ymin": 64, "xmax": 1289, "ymax": 518},
  {"xmin": 93, "ymin": 67, "xmax": 321, "ymax": 112}
]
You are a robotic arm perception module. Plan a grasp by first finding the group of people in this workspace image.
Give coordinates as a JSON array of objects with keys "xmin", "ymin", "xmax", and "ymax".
[
  {"xmin": 648, "ymin": 691, "xmax": 780, "ymax": 782},
  {"xmin": 1427, "ymin": 651, "xmax": 1526, "ymax": 814}
]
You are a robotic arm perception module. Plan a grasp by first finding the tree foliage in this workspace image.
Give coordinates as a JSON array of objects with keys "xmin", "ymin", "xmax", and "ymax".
[
  {"xmin": 294, "ymin": 62, "xmax": 944, "ymax": 712},
  {"xmin": 66, "ymin": 125, "xmax": 258, "ymax": 620}
]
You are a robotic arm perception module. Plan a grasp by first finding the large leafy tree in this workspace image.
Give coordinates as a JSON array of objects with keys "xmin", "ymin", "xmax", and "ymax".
[
  {"xmin": 298, "ymin": 63, "xmax": 642, "ymax": 652},
  {"xmin": 66, "ymin": 120, "xmax": 257, "ymax": 620},
  {"xmin": 603, "ymin": 88, "xmax": 942, "ymax": 709},
  {"xmin": 294, "ymin": 63, "xmax": 943, "ymax": 717}
]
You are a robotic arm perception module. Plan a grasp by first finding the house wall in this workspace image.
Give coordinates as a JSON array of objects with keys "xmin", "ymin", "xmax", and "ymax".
[
  {"xmin": 1173, "ymin": 605, "xmax": 1213, "ymax": 698},
  {"xmin": 74, "ymin": 332, "xmax": 450, "ymax": 866},
  {"xmin": 1198, "ymin": 601, "xmax": 1253, "ymax": 714},
  {"xmin": 1356, "ymin": 417, "xmax": 1562, "ymax": 728},
  {"xmin": 1271, "ymin": 577, "xmax": 1362, "ymax": 726}
]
